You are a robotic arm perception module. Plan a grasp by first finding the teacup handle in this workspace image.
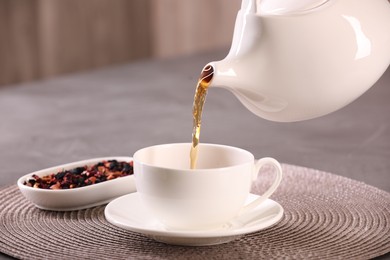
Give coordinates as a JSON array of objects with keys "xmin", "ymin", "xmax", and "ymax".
[{"xmin": 240, "ymin": 157, "xmax": 283, "ymax": 215}]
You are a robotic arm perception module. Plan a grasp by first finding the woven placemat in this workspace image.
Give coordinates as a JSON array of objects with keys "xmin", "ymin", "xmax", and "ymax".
[{"xmin": 0, "ymin": 164, "xmax": 389, "ymax": 260}]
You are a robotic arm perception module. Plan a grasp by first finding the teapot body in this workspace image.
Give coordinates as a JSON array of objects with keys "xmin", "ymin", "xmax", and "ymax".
[{"xmin": 209, "ymin": 0, "xmax": 390, "ymax": 122}]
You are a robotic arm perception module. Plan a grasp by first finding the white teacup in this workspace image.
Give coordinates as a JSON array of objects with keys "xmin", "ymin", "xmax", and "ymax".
[{"xmin": 133, "ymin": 143, "xmax": 282, "ymax": 230}]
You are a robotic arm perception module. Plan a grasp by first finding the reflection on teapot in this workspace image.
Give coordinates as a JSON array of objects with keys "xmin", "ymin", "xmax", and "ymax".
[{"xmin": 207, "ymin": 0, "xmax": 390, "ymax": 122}]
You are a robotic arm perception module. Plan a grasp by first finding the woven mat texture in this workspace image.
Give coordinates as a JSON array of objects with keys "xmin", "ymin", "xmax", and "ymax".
[{"xmin": 1, "ymin": 164, "xmax": 389, "ymax": 260}]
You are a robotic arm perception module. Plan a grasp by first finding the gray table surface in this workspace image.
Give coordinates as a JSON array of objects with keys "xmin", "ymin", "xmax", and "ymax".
[{"xmin": 0, "ymin": 49, "xmax": 389, "ymax": 259}]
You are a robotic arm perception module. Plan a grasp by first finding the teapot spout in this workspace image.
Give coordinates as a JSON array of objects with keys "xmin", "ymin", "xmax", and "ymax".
[
  {"xmin": 206, "ymin": 60, "xmax": 289, "ymax": 120},
  {"xmin": 205, "ymin": 61, "xmax": 237, "ymax": 90}
]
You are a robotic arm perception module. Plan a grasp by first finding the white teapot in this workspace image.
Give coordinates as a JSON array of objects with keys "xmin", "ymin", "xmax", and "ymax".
[{"xmin": 207, "ymin": 0, "xmax": 390, "ymax": 122}]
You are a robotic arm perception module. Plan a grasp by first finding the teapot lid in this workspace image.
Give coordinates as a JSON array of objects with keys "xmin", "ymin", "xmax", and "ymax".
[{"xmin": 259, "ymin": 0, "xmax": 332, "ymax": 15}]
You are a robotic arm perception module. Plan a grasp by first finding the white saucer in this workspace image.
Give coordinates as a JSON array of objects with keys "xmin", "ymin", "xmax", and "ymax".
[{"xmin": 104, "ymin": 193, "xmax": 284, "ymax": 246}]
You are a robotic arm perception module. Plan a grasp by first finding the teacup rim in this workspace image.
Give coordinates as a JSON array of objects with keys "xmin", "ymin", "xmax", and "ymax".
[{"xmin": 133, "ymin": 142, "xmax": 255, "ymax": 172}]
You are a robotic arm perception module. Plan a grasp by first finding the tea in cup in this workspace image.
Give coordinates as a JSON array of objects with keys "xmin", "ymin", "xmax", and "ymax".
[{"xmin": 133, "ymin": 143, "xmax": 282, "ymax": 230}]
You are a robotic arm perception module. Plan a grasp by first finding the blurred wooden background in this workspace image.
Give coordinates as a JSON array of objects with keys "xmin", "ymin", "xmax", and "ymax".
[{"xmin": 0, "ymin": 0, "xmax": 240, "ymax": 86}]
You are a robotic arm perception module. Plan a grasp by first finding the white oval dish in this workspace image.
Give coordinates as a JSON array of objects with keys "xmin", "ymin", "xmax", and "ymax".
[{"xmin": 17, "ymin": 157, "xmax": 135, "ymax": 211}]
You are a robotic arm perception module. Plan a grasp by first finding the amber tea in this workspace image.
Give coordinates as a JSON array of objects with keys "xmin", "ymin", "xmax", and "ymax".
[{"xmin": 190, "ymin": 65, "xmax": 214, "ymax": 169}]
